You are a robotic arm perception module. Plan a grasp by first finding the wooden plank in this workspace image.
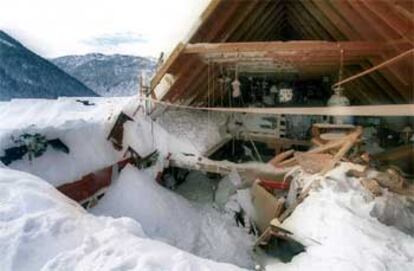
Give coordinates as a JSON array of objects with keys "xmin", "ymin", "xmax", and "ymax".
[
  {"xmin": 221, "ymin": 0, "xmax": 261, "ymax": 41},
  {"xmin": 141, "ymin": 97, "xmax": 414, "ymax": 116},
  {"xmin": 361, "ymin": 0, "xmax": 414, "ymax": 44},
  {"xmin": 334, "ymin": 49, "xmax": 414, "ymax": 88},
  {"xmin": 298, "ymin": 0, "xmax": 346, "ymax": 40},
  {"xmin": 169, "ymin": 156, "xmax": 290, "ymax": 181},
  {"xmin": 251, "ymin": 181, "xmax": 283, "ymax": 232},
  {"xmin": 166, "ymin": 57, "xmax": 206, "ymax": 102},
  {"xmin": 230, "ymin": 0, "xmax": 276, "ymax": 41},
  {"xmin": 184, "ymin": 41, "xmax": 386, "ymax": 54},
  {"xmin": 320, "ymin": 127, "xmax": 362, "ymax": 175},
  {"xmin": 311, "ymin": 0, "xmax": 362, "ymax": 40},
  {"xmin": 329, "ymin": 0, "xmax": 411, "ymax": 89},
  {"xmin": 150, "ymin": 42, "xmax": 185, "ymax": 91},
  {"xmin": 242, "ymin": 2, "xmax": 282, "ymax": 41},
  {"xmin": 373, "ymin": 143, "xmax": 414, "ymax": 162},
  {"xmin": 191, "ymin": 0, "xmax": 241, "ymax": 42},
  {"xmin": 200, "ymin": 0, "xmax": 222, "ymax": 21},
  {"xmin": 288, "ymin": 2, "xmax": 327, "ymax": 40},
  {"xmin": 312, "ymin": 0, "xmax": 411, "ymax": 99}
]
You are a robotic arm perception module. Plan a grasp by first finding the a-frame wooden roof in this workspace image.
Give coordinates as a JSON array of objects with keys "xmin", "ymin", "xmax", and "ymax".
[{"xmin": 150, "ymin": 0, "xmax": 414, "ymax": 106}]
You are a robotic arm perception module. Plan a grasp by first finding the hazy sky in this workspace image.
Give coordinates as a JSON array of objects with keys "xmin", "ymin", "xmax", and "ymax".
[{"xmin": 0, "ymin": 0, "xmax": 210, "ymax": 58}]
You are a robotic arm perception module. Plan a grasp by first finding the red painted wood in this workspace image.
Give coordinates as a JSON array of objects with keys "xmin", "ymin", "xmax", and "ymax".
[
  {"xmin": 259, "ymin": 179, "xmax": 290, "ymax": 191},
  {"xmin": 57, "ymin": 159, "xmax": 132, "ymax": 203}
]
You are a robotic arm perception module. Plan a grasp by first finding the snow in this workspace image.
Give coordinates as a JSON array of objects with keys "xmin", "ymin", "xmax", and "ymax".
[
  {"xmin": 264, "ymin": 163, "xmax": 414, "ymax": 271},
  {"xmin": 0, "ymin": 30, "xmax": 98, "ymax": 101},
  {"xmin": 51, "ymin": 54, "xmax": 156, "ymax": 97},
  {"xmin": 0, "ymin": 37, "xmax": 15, "ymax": 47},
  {"xmin": 1, "ymin": 96, "xmax": 413, "ymax": 271},
  {"xmin": 157, "ymin": 109, "xmax": 228, "ymax": 154},
  {"xmin": 91, "ymin": 165, "xmax": 255, "ymax": 269},
  {"xmin": 0, "ymin": 97, "xmax": 226, "ymax": 186},
  {"xmin": 0, "ymin": 97, "xmax": 130, "ymax": 186},
  {"xmin": 0, "ymin": 166, "xmax": 246, "ymax": 271}
]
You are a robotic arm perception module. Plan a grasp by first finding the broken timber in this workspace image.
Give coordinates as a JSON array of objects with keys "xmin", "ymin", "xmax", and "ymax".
[{"xmin": 169, "ymin": 156, "xmax": 289, "ymax": 182}]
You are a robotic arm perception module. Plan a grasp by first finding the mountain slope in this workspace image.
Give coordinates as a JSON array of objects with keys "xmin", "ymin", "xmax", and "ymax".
[
  {"xmin": 52, "ymin": 53, "xmax": 156, "ymax": 97},
  {"xmin": 0, "ymin": 31, "xmax": 98, "ymax": 101}
]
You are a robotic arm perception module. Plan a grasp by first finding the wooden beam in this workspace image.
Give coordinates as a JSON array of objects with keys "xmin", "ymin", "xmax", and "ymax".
[
  {"xmin": 242, "ymin": 2, "xmax": 282, "ymax": 41},
  {"xmin": 334, "ymin": 49, "xmax": 414, "ymax": 88},
  {"xmin": 230, "ymin": 0, "xmax": 276, "ymax": 41},
  {"xmin": 150, "ymin": 42, "xmax": 185, "ymax": 91},
  {"xmin": 170, "ymin": 156, "xmax": 290, "ymax": 180},
  {"xmin": 360, "ymin": 0, "xmax": 414, "ymax": 44},
  {"xmin": 311, "ymin": 0, "xmax": 362, "ymax": 40},
  {"xmin": 221, "ymin": 0, "xmax": 260, "ymax": 41},
  {"xmin": 184, "ymin": 41, "xmax": 386, "ymax": 55},
  {"xmin": 332, "ymin": 0, "xmax": 411, "ymax": 87},
  {"xmin": 311, "ymin": 0, "xmax": 412, "ymax": 99},
  {"xmin": 142, "ymin": 97, "xmax": 414, "ymax": 116},
  {"xmin": 298, "ymin": 0, "xmax": 346, "ymax": 40}
]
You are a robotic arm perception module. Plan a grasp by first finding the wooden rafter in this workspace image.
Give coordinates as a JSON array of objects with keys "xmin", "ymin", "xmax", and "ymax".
[{"xmin": 149, "ymin": 0, "xmax": 413, "ymax": 105}]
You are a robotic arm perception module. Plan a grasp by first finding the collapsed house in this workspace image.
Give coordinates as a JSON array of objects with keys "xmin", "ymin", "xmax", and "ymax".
[{"xmin": 1, "ymin": 0, "xmax": 414, "ymax": 270}]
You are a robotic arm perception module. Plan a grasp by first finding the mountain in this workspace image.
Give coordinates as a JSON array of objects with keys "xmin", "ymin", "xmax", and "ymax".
[
  {"xmin": 0, "ymin": 31, "xmax": 98, "ymax": 101},
  {"xmin": 52, "ymin": 53, "xmax": 157, "ymax": 97}
]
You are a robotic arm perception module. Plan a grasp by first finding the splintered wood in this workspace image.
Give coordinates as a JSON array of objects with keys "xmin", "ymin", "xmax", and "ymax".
[
  {"xmin": 253, "ymin": 126, "xmax": 364, "ymax": 248},
  {"xmin": 275, "ymin": 126, "xmax": 363, "ymax": 174},
  {"xmin": 295, "ymin": 153, "xmax": 334, "ymax": 174}
]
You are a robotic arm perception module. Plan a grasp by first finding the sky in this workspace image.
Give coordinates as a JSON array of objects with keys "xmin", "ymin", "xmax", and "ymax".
[{"xmin": 0, "ymin": 0, "xmax": 210, "ymax": 58}]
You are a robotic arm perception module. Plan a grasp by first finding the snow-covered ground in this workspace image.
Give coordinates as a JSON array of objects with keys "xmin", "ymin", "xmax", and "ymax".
[
  {"xmin": 0, "ymin": 97, "xmax": 253, "ymax": 269},
  {"xmin": 91, "ymin": 165, "xmax": 255, "ymax": 268},
  {"xmin": 0, "ymin": 166, "xmax": 245, "ymax": 271}
]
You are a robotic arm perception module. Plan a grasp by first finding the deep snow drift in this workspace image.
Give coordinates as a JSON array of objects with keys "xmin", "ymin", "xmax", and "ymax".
[
  {"xmin": 91, "ymin": 165, "xmax": 255, "ymax": 268},
  {"xmin": 0, "ymin": 166, "xmax": 245, "ymax": 271}
]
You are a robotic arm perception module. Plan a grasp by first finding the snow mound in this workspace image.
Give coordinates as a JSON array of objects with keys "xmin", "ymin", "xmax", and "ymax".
[
  {"xmin": 91, "ymin": 165, "xmax": 255, "ymax": 268},
  {"xmin": 267, "ymin": 163, "xmax": 414, "ymax": 271},
  {"xmin": 0, "ymin": 97, "xmax": 130, "ymax": 186},
  {"xmin": 0, "ymin": 167, "xmax": 245, "ymax": 271}
]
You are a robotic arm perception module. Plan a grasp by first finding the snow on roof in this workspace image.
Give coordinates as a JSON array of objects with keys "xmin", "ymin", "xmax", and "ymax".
[
  {"xmin": 0, "ymin": 97, "xmax": 226, "ymax": 186},
  {"xmin": 0, "ymin": 97, "xmax": 130, "ymax": 186}
]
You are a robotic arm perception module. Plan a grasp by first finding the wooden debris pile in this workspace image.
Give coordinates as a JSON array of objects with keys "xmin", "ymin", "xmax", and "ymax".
[
  {"xmin": 250, "ymin": 123, "xmax": 413, "ymax": 255},
  {"xmin": 347, "ymin": 167, "xmax": 414, "ymax": 197}
]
